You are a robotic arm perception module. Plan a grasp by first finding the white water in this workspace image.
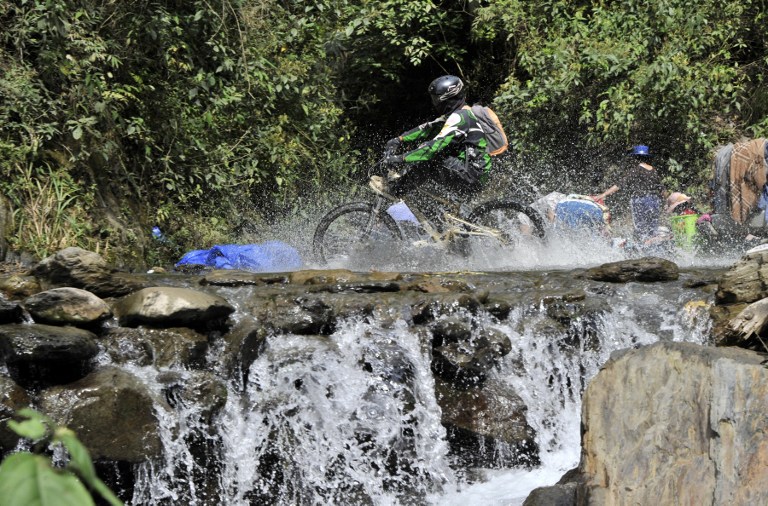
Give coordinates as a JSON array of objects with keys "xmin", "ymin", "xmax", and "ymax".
[{"xmin": 441, "ymin": 292, "xmax": 713, "ymax": 505}]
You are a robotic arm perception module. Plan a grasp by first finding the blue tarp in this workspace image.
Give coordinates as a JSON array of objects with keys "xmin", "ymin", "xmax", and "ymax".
[{"xmin": 175, "ymin": 241, "xmax": 303, "ymax": 272}]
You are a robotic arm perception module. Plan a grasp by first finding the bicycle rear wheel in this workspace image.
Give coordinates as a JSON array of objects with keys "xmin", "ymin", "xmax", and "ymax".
[
  {"xmin": 313, "ymin": 201, "xmax": 404, "ymax": 266},
  {"xmin": 466, "ymin": 199, "xmax": 546, "ymax": 253}
]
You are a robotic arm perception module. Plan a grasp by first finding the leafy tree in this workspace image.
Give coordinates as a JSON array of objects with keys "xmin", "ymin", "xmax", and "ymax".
[{"xmin": 472, "ymin": 0, "xmax": 768, "ymax": 195}]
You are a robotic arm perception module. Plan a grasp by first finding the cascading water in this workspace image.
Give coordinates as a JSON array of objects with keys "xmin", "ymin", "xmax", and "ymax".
[
  {"xmin": 215, "ymin": 320, "xmax": 455, "ymax": 505},
  {"xmin": 441, "ymin": 283, "xmax": 713, "ymax": 504},
  {"xmin": 123, "ymin": 264, "xmax": 717, "ymax": 506}
]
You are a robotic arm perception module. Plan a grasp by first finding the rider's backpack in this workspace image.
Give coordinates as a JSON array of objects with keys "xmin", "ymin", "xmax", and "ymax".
[{"xmin": 471, "ymin": 104, "xmax": 508, "ymax": 156}]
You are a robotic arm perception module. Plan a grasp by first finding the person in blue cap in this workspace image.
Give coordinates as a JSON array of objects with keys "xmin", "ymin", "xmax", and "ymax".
[{"xmin": 594, "ymin": 145, "xmax": 665, "ymax": 241}]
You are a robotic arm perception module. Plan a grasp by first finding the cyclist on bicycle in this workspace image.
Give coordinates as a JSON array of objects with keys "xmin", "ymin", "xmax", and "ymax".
[{"xmin": 370, "ymin": 75, "xmax": 491, "ymax": 216}]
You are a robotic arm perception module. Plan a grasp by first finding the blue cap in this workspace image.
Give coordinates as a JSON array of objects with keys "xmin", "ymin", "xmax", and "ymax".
[
  {"xmin": 632, "ymin": 145, "xmax": 650, "ymax": 156},
  {"xmin": 152, "ymin": 226, "xmax": 163, "ymax": 238}
]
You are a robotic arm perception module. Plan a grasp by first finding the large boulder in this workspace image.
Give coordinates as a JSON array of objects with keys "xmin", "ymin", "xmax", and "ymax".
[
  {"xmin": 31, "ymin": 247, "xmax": 141, "ymax": 297},
  {"xmin": 0, "ymin": 323, "xmax": 99, "ymax": 387},
  {"xmin": 24, "ymin": 287, "xmax": 111, "ymax": 327},
  {"xmin": 538, "ymin": 341, "xmax": 768, "ymax": 505},
  {"xmin": 40, "ymin": 366, "xmax": 168, "ymax": 462},
  {"xmin": 113, "ymin": 286, "xmax": 235, "ymax": 331}
]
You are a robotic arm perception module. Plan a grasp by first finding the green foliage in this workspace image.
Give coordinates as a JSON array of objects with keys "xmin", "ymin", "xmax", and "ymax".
[
  {"xmin": 1, "ymin": 0, "xmax": 768, "ymax": 262},
  {"xmin": 0, "ymin": 161, "xmax": 105, "ymax": 259},
  {"xmin": 0, "ymin": 0, "xmax": 360, "ymax": 261},
  {"xmin": 471, "ymin": 0, "xmax": 768, "ymax": 191},
  {"xmin": 0, "ymin": 409, "xmax": 122, "ymax": 506}
]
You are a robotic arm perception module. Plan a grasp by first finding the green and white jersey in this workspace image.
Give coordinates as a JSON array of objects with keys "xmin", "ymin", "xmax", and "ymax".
[{"xmin": 398, "ymin": 105, "xmax": 492, "ymax": 176}]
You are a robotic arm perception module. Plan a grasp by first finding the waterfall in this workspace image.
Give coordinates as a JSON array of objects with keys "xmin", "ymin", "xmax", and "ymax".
[
  {"xmin": 126, "ymin": 274, "xmax": 715, "ymax": 505},
  {"xmin": 441, "ymin": 283, "xmax": 713, "ymax": 505}
]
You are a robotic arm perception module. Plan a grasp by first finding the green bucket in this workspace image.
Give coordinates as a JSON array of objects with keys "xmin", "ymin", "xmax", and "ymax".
[{"xmin": 669, "ymin": 214, "xmax": 698, "ymax": 249}]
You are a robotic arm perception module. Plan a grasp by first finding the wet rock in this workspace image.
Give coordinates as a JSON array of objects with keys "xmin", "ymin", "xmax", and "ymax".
[
  {"xmin": 0, "ymin": 299, "xmax": 25, "ymax": 324},
  {"xmin": 715, "ymin": 249, "xmax": 768, "ymax": 304},
  {"xmin": 322, "ymin": 293, "xmax": 377, "ymax": 322},
  {"xmin": 484, "ymin": 296, "xmax": 512, "ymax": 320},
  {"xmin": 289, "ymin": 269, "xmax": 400, "ymax": 285},
  {"xmin": 31, "ymin": 247, "xmax": 141, "ymax": 297},
  {"xmin": 431, "ymin": 326, "xmax": 510, "ymax": 388},
  {"xmin": 200, "ymin": 269, "xmax": 269, "ymax": 286},
  {"xmin": 432, "ymin": 341, "xmax": 490, "ymax": 388},
  {"xmin": 113, "ymin": 286, "xmax": 235, "ymax": 331},
  {"xmin": 218, "ymin": 316, "xmax": 269, "ymax": 379},
  {"xmin": 560, "ymin": 341, "xmax": 768, "ymax": 505},
  {"xmin": 0, "ymin": 375, "xmax": 31, "ymax": 451},
  {"xmin": 715, "ymin": 297, "xmax": 768, "ymax": 350},
  {"xmin": 479, "ymin": 327, "xmax": 513, "ymax": 358},
  {"xmin": 0, "ymin": 274, "xmax": 41, "ymax": 299},
  {"xmin": 309, "ymin": 281, "xmax": 402, "ymax": 294},
  {"xmin": 431, "ymin": 317, "xmax": 472, "ymax": 347},
  {"xmin": 156, "ymin": 369, "xmax": 228, "ymax": 423},
  {"xmin": 267, "ymin": 296, "xmax": 336, "ymax": 335},
  {"xmin": 24, "ymin": 287, "xmax": 111, "ymax": 327},
  {"xmin": 101, "ymin": 327, "xmax": 209, "ymax": 368},
  {"xmin": 523, "ymin": 482, "xmax": 577, "ymax": 506},
  {"xmin": 0, "ymin": 323, "xmax": 99, "ymax": 387},
  {"xmin": 411, "ymin": 294, "xmax": 483, "ymax": 324},
  {"xmin": 40, "ymin": 366, "xmax": 167, "ymax": 462},
  {"xmin": 583, "ymin": 256, "xmax": 679, "ymax": 283},
  {"xmin": 436, "ymin": 377, "xmax": 540, "ymax": 468}
]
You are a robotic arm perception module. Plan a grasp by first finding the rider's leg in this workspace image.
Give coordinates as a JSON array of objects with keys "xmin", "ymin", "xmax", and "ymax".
[{"xmin": 630, "ymin": 195, "xmax": 662, "ymax": 241}]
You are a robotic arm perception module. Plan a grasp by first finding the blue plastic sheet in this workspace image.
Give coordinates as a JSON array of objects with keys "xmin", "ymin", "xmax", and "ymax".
[{"xmin": 176, "ymin": 241, "xmax": 303, "ymax": 272}]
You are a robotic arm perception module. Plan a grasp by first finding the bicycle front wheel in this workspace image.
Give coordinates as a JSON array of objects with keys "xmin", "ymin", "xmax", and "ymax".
[
  {"xmin": 467, "ymin": 199, "xmax": 546, "ymax": 253},
  {"xmin": 313, "ymin": 201, "xmax": 404, "ymax": 267}
]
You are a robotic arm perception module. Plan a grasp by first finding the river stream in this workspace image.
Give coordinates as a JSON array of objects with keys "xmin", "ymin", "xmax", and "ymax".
[{"xmin": 123, "ymin": 229, "xmax": 739, "ymax": 505}]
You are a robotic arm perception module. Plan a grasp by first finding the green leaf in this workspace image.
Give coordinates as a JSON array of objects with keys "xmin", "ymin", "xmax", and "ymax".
[
  {"xmin": 0, "ymin": 453, "xmax": 95, "ymax": 506},
  {"xmin": 7, "ymin": 409, "xmax": 50, "ymax": 441},
  {"xmin": 72, "ymin": 126, "xmax": 83, "ymax": 140},
  {"xmin": 56, "ymin": 430, "xmax": 96, "ymax": 483}
]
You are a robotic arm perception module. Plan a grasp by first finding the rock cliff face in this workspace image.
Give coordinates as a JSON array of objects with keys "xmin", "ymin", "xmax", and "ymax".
[
  {"xmin": 526, "ymin": 342, "xmax": 768, "ymax": 506},
  {"xmin": 578, "ymin": 342, "xmax": 767, "ymax": 505}
]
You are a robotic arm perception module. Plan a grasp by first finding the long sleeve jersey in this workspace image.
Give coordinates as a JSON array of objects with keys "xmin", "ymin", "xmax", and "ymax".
[{"xmin": 397, "ymin": 106, "xmax": 492, "ymax": 176}]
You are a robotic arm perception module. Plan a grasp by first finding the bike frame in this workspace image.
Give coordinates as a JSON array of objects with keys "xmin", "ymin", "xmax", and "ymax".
[{"xmin": 368, "ymin": 185, "xmax": 505, "ymax": 247}]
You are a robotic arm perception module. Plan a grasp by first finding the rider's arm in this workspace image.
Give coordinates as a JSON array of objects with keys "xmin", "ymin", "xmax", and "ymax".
[
  {"xmin": 400, "ymin": 113, "xmax": 464, "ymax": 162},
  {"xmin": 399, "ymin": 117, "xmax": 445, "ymax": 144},
  {"xmin": 596, "ymin": 185, "xmax": 619, "ymax": 200}
]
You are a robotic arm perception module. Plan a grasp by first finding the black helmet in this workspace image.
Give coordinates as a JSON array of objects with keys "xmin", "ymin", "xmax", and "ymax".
[{"xmin": 428, "ymin": 75, "xmax": 465, "ymax": 114}]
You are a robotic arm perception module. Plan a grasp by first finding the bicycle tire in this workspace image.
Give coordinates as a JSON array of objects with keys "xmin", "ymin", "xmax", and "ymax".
[
  {"xmin": 313, "ymin": 201, "xmax": 404, "ymax": 266},
  {"xmin": 466, "ymin": 199, "xmax": 547, "ymax": 252}
]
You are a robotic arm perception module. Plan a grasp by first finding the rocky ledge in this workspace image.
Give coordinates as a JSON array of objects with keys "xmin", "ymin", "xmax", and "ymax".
[{"xmin": 0, "ymin": 246, "xmax": 765, "ymax": 505}]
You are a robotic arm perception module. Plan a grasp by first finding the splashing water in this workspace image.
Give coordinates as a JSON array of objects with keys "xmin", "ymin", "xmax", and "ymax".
[
  {"xmin": 440, "ymin": 283, "xmax": 714, "ymax": 505},
  {"xmin": 216, "ymin": 319, "xmax": 456, "ymax": 505}
]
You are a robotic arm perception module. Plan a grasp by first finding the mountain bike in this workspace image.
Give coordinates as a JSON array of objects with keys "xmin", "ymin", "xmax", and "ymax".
[{"xmin": 312, "ymin": 162, "xmax": 547, "ymax": 266}]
